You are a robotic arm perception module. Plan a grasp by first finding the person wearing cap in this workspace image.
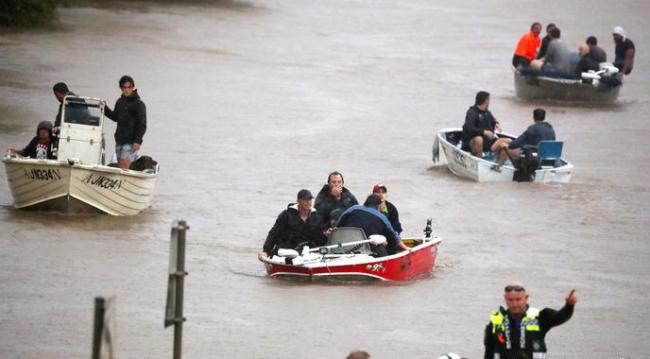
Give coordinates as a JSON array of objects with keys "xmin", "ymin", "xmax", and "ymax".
[
  {"xmin": 462, "ymin": 91, "xmax": 511, "ymax": 164},
  {"xmin": 8, "ymin": 121, "xmax": 57, "ymax": 160},
  {"xmin": 612, "ymin": 26, "xmax": 635, "ymax": 76},
  {"xmin": 512, "ymin": 22, "xmax": 542, "ymax": 69},
  {"xmin": 484, "ymin": 281, "xmax": 577, "ymax": 359},
  {"xmin": 314, "ymin": 171, "xmax": 359, "ymax": 221},
  {"xmin": 52, "ymin": 82, "xmax": 77, "ymax": 133},
  {"xmin": 336, "ymin": 194, "xmax": 409, "ymax": 257},
  {"xmin": 258, "ymin": 189, "xmax": 326, "ymax": 259},
  {"xmin": 372, "ymin": 184, "xmax": 402, "ymax": 234},
  {"xmin": 104, "ymin": 75, "xmax": 147, "ymax": 169}
]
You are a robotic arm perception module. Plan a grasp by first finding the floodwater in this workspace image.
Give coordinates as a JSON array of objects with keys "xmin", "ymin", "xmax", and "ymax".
[{"xmin": 1, "ymin": 1, "xmax": 649, "ymax": 358}]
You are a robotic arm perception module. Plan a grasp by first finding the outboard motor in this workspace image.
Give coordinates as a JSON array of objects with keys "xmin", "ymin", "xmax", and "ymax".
[
  {"xmin": 513, "ymin": 147, "xmax": 539, "ymax": 182},
  {"xmin": 423, "ymin": 218, "xmax": 433, "ymax": 239}
]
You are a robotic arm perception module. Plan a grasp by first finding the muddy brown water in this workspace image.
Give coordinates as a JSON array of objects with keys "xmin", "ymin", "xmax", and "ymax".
[{"xmin": 1, "ymin": 1, "xmax": 649, "ymax": 358}]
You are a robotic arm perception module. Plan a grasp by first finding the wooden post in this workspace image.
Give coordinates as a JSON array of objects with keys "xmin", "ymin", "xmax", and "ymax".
[
  {"xmin": 173, "ymin": 220, "xmax": 187, "ymax": 359},
  {"xmin": 91, "ymin": 297, "xmax": 105, "ymax": 359},
  {"xmin": 165, "ymin": 220, "xmax": 188, "ymax": 359}
]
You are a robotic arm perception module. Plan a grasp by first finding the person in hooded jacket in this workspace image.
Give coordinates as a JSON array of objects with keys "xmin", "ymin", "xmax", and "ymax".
[
  {"xmin": 9, "ymin": 121, "xmax": 57, "ymax": 160},
  {"xmin": 314, "ymin": 171, "xmax": 358, "ymax": 228},
  {"xmin": 52, "ymin": 82, "xmax": 77, "ymax": 133},
  {"xmin": 507, "ymin": 108, "xmax": 556, "ymax": 157},
  {"xmin": 258, "ymin": 189, "xmax": 326, "ymax": 259},
  {"xmin": 104, "ymin": 75, "xmax": 147, "ymax": 169}
]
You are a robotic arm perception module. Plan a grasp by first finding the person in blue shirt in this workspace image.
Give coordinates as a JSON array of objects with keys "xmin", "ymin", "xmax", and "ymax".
[
  {"xmin": 508, "ymin": 108, "xmax": 556, "ymax": 158},
  {"xmin": 336, "ymin": 194, "xmax": 409, "ymax": 257}
]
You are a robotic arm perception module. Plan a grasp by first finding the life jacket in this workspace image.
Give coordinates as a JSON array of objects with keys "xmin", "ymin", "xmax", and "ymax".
[
  {"xmin": 514, "ymin": 32, "xmax": 541, "ymax": 61},
  {"xmin": 489, "ymin": 307, "xmax": 547, "ymax": 359}
]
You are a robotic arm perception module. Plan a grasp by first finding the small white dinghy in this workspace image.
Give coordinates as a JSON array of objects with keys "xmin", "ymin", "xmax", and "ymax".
[
  {"xmin": 432, "ymin": 128, "xmax": 573, "ymax": 183},
  {"xmin": 3, "ymin": 96, "xmax": 158, "ymax": 215}
]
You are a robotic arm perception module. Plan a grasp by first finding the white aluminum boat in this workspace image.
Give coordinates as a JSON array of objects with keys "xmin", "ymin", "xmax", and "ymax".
[
  {"xmin": 3, "ymin": 96, "xmax": 158, "ymax": 215},
  {"xmin": 432, "ymin": 128, "xmax": 573, "ymax": 183}
]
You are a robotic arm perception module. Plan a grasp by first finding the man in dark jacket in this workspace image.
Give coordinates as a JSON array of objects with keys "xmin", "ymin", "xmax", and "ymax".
[
  {"xmin": 314, "ymin": 171, "xmax": 358, "ymax": 231},
  {"xmin": 52, "ymin": 82, "xmax": 77, "ymax": 133},
  {"xmin": 258, "ymin": 189, "xmax": 326, "ymax": 259},
  {"xmin": 484, "ymin": 281, "xmax": 577, "ymax": 359},
  {"xmin": 372, "ymin": 184, "xmax": 402, "ymax": 234},
  {"xmin": 508, "ymin": 108, "xmax": 556, "ymax": 157},
  {"xmin": 104, "ymin": 75, "xmax": 147, "ymax": 169},
  {"xmin": 9, "ymin": 121, "xmax": 57, "ymax": 160},
  {"xmin": 462, "ymin": 91, "xmax": 511, "ymax": 163},
  {"xmin": 536, "ymin": 23, "xmax": 556, "ymax": 59},
  {"xmin": 336, "ymin": 194, "xmax": 409, "ymax": 257}
]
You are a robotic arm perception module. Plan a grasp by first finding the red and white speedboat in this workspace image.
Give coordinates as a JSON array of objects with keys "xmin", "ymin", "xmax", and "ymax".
[{"xmin": 259, "ymin": 221, "xmax": 442, "ymax": 281}]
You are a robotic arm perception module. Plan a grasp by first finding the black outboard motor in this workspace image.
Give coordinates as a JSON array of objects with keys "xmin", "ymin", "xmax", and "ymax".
[
  {"xmin": 513, "ymin": 147, "xmax": 539, "ymax": 182},
  {"xmin": 423, "ymin": 218, "xmax": 433, "ymax": 239}
]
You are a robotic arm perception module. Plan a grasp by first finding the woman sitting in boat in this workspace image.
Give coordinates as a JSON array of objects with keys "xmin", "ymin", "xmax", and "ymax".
[
  {"xmin": 8, "ymin": 121, "xmax": 57, "ymax": 160},
  {"xmin": 258, "ymin": 189, "xmax": 327, "ymax": 260},
  {"xmin": 461, "ymin": 91, "xmax": 511, "ymax": 164},
  {"xmin": 336, "ymin": 194, "xmax": 409, "ymax": 257}
]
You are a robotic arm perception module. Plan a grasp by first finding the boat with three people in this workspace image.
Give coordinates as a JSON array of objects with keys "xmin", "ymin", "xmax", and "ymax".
[{"xmin": 2, "ymin": 96, "xmax": 158, "ymax": 216}]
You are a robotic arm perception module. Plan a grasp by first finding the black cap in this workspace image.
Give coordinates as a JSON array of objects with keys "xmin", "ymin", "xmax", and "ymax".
[
  {"xmin": 297, "ymin": 189, "xmax": 313, "ymax": 200},
  {"xmin": 364, "ymin": 194, "xmax": 382, "ymax": 207},
  {"xmin": 52, "ymin": 82, "xmax": 69, "ymax": 93}
]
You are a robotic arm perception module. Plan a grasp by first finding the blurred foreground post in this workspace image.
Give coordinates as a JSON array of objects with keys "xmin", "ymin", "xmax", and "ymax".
[
  {"xmin": 165, "ymin": 220, "xmax": 189, "ymax": 359},
  {"xmin": 91, "ymin": 296, "xmax": 115, "ymax": 359}
]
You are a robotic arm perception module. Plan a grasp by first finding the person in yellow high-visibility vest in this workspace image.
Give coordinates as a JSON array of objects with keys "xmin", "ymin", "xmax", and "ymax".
[{"xmin": 484, "ymin": 281, "xmax": 577, "ymax": 359}]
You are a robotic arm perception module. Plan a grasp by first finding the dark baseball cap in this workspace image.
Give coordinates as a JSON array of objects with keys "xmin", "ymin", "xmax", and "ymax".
[
  {"xmin": 372, "ymin": 184, "xmax": 387, "ymax": 193},
  {"xmin": 297, "ymin": 189, "xmax": 313, "ymax": 200},
  {"xmin": 52, "ymin": 82, "xmax": 69, "ymax": 93}
]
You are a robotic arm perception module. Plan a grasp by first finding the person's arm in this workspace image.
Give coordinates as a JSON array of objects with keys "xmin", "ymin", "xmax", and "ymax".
[
  {"xmin": 132, "ymin": 101, "xmax": 147, "ymax": 148},
  {"xmin": 510, "ymin": 128, "xmax": 531, "ymax": 149},
  {"xmin": 103, "ymin": 101, "xmax": 116, "ymax": 121},
  {"xmin": 260, "ymin": 211, "xmax": 288, "ymax": 258},
  {"xmin": 388, "ymin": 202, "xmax": 402, "ymax": 234},
  {"xmin": 20, "ymin": 137, "xmax": 38, "ymax": 158},
  {"xmin": 484, "ymin": 323, "xmax": 495, "ymax": 359},
  {"xmin": 539, "ymin": 289, "xmax": 577, "ymax": 330},
  {"xmin": 622, "ymin": 47, "xmax": 635, "ymax": 75},
  {"xmin": 463, "ymin": 109, "xmax": 483, "ymax": 138}
]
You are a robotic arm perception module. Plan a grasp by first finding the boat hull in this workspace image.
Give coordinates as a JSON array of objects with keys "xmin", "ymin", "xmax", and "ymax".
[
  {"xmin": 434, "ymin": 129, "xmax": 573, "ymax": 183},
  {"xmin": 514, "ymin": 71, "xmax": 620, "ymax": 102},
  {"xmin": 3, "ymin": 157, "xmax": 157, "ymax": 216},
  {"xmin": 260, "ymin": 238, "xmax": 441, "ymax": 281}
]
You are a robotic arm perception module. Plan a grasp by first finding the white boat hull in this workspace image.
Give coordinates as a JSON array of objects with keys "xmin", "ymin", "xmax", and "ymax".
[
  {"xmin": 3, "ymin": 157, "xmax": 157, "ymax": 216},
  {"xmin": 433, "ymin": 128, "xmax": 573, "ymax": 183}
]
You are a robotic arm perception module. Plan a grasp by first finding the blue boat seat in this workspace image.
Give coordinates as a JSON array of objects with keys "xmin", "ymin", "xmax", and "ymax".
[
  {"xmin": 538, "ymin": 141, "xmax": 563, "ymax": 168},
  {"xmin": 327, "ymin": 227, "xmax": 372, "ymax": 254}
]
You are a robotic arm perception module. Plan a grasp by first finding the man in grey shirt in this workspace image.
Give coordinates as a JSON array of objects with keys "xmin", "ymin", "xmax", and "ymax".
[{"xmin": 543, "ymin": 28, "xmax": 572, "ymax": 75}]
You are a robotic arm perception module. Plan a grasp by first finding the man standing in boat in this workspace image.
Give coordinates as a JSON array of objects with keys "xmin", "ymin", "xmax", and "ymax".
[
  {"xmin": 315, "ymin": 171, "xmax": 358, "ymax": 231},
  {"xmin": 258, "ymin": 189, "xmax": 326, "ymax": 259},
  {"xmin": 612, "ymin": 26, "xmax": 635, "ymax": 77},
  {"xmin": 104, "ymin": 75, "xmax": 147, "ymax": 170},
  {"xmin": 484, "ymin": 281, "xmax": 577, "ymax": 359},
  {"xmin": 462, "ymin": 91, "xmax": 511, "ymax": 164},
  {"xmin": 336, "ymin": 194, "xmax": 409, "ymax": 257},
  {"xmin": 52, "ymin": 82, "xmax": 77, "ymax": 134}
]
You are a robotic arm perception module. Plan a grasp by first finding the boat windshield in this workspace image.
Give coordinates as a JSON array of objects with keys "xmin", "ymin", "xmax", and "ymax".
[{"xmin": 64, "ymin": 99, "xmax": 101, "ymax": 126}]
